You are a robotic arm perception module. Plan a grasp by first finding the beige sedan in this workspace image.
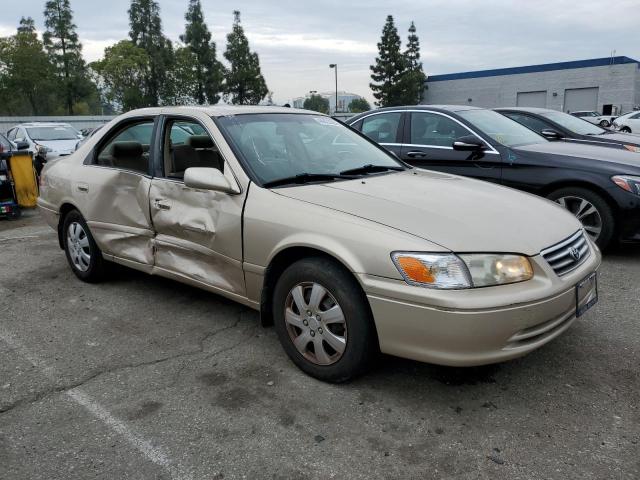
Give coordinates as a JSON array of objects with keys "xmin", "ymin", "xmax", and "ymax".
[{"xmin": 37, "ymin": 106, "xmax": 600, "ymax": 382}]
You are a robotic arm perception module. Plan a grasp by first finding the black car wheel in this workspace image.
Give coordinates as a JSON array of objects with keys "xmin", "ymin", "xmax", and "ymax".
[
  {"xmin": 599, "ymin": 120, "xmax": 610, "ymax": 128},
  {"xmin": 62, "ymin": 209, "xmax": 106, "ymax": 282},
  {"xmin": 547, "ymin": 187, "xmax": 615, "ymax": 249},
  {"xmin": 273, "ymin": 257, "xmax": 378, "ymax": 382},
  {"xmin": 621, "ymin": 127, "xmax": 632, "ymax": 133}
]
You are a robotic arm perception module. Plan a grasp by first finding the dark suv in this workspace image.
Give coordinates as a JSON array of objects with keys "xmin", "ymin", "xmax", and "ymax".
[{"xmin": 348, "ymin": 105, "xmax": 640, "ymax": 249}]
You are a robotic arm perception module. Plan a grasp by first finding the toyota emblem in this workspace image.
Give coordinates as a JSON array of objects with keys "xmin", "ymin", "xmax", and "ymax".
[{"xmin": 569, "ymin": 246, "xmax": 581, "ymax": 261}]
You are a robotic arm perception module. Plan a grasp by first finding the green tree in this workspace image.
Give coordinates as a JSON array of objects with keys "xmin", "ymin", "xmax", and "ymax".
[
  {"xmin": 348, "ymin": 97, "xmax": 371, "ymax": 113},
  {"xmin": 128, "ymin": 0, "xmax": 174, "ymax": 106},
  {"xmin": 369, "ymin": 15, "xmax": 407, "ymax": 107},
  {"xmin": 170, "ymin": 45, "xmax": 198, "ymax": 105},
  {"xmin": 180, "ymin": 0, "xmax": 224, "ymax": 104},
  {"xmin": 303, "ymin": 94, "xmax": 330, "ymax": 114},
  {"xmin": 43, "ymin": 0, "xmax": 96, "ymax": 114},
  {"xmin": 223, "ymin": 11, "xmax": 268, "ymax": 105},
  {"xmin": 398, "ymin": 21, "xmax": 427, "ymax": 104},
  {"xmin": 0, "ymin": 17, "xmax": 58, "ymax": 115},
  {"xmin": 90, "ymin": 40, "xmax": 150, "ymax": 112}
]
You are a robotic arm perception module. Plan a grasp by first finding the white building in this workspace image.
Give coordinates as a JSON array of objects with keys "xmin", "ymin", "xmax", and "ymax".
[
  {"xmin": 422, "ymin": 56, "xmax": 640, "ymax": 115},
  {"xmin": 291, "ymin": 91, "xmax": 365, "ymax": 113}
]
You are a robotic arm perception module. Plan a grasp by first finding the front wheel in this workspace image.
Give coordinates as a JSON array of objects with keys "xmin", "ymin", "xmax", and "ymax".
[
  {"xmin": 547, "ymin": 187, "xmax": 615, "ymax": 249},
  {"xmin": 599, "ymin": 120, "xmax": 610, "ymax": 128},
  {"xmin": 273, "ymin": 257, "xmax": 377, "ymax": 382},
  {"xmin": 621, "ymin": 126, "xmax": 632, "ymax": 133},
  {"xmin": 62, "ymin": 210, "xmax": 106, "ymax": 282}
]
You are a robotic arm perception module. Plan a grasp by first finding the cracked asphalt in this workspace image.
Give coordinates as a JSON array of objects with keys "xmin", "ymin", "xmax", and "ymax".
[{"xmin": 1, "ymin": 211, "xmax": 639, "ymax": 480}]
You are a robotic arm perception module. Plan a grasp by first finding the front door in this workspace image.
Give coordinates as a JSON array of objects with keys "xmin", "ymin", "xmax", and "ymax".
[
  {"xmin": 148, "ymin": 116, "xmax": 246, "ymax": 297},
  {"xmin": 357, "ymin": 111, "xmax": 404, "ymax": 158},
  {"xmin": 400, "ymin": 111, "xmax": 502, "ymax": 183}
]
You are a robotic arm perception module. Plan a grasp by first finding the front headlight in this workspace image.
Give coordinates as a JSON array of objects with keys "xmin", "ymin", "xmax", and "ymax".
[
  {"xmin": 612, "ymin": 175, "xmax": 640, "ymax": 195},
  {"xmin": 391, "ymin": 252, "xmax": 533, "ymax": 289}
]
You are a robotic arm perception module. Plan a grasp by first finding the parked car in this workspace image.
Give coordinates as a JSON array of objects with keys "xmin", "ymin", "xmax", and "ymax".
[
  {"xmin": 38, "ymin": 106, "xmax": 600, "ymax": 382},
  {"xmin": 496, "ymin": 107, "xmax": 640, "ymax": 153},
  {"xmin": 570, "ymin": 110, "xmax": 617, "ymax": 128},
  {"xmin": 612, "ymin": 110, "xmax": 640, "ymax": 133},
  {"xmin": 348, "ymin": 106, "xmax": 640, "ymax": 249},
  {"xmin": 6, "ymin": 122, "xmax": 83, "ymax": 159}
]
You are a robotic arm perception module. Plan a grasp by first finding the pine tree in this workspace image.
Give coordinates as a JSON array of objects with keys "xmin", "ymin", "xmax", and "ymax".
[
  {"xmin": 369, "ymin": 15, "xmax": 407, "ymax": 107},
  {"xmin": 399, "ymin": 21, "xmax": 427, "ymax": 104},
  {"xmin": 180, "ymin": 0, "xmax": 224, "ymax": 105},
  {"xmin": 128, "ymin": 0, "xmax": 174, "ymax": 106},
  {"xmin": 223, "ymin": 11, "xmax": 268, "ymax": 105},
  {"xmin": 43, "ymin": 0, "xmax": 91, "ymax": 114}
]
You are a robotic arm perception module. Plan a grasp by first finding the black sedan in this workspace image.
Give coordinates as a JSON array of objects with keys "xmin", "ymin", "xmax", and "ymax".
[
  {"xmin": 495, "ymin": 107, "xmax": 640, "ymax": 153},
  {"xmin": 348, "ymin": 105, "xmax": 640, "ymax": 249}
]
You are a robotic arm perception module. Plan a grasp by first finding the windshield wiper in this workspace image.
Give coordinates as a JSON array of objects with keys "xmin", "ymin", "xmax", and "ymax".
[
  {"xmin": 339, "ymin": 164, "xmax": 405, "ymax": 176},
  {"xmin": 262, "ymin": 172, "xmax": 352, "ymax": 188}
]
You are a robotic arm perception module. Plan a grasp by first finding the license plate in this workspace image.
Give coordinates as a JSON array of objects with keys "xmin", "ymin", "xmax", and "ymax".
[{"xmin": 576, "ymin": 272, "xmax": 598, "ymax": 317}]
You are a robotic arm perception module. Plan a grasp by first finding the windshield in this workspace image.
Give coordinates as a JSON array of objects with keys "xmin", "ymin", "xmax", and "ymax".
[
  {"xmin": 541, "ymin": 112, "xmax": 605, "ymax": 135},
  {"xmin": 26, "ymin": 126, "xmax": 79, "ymax": 141},
  {"xmin": 216, "ymin": 113, "xmax": 404, "ymax": 186},
  {"xmin": 458, "ymin": 109, "xmax": 546, "ymax": 147}
]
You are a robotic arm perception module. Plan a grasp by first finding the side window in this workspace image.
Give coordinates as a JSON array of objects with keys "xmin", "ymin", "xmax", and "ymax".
[
  {"xmin": 504, "ymin": 113, "xmax": 551, "ymax": 135},
  {"xmin": 7, "ymin": 129, "xmax": 16, "ymax": 141},
  {"xmin": 163, "ymin": 119, "xmax": 223, "ymax": 179},
  {"xmin": 361, "ymin": 113, "xmax": 402, "ymax": 143},
  {"xmin": 410, "ymin": 112, "xmax": 471, "ymax": 147},
  {"xmin": 0, "ymin": 134, "xmax": 11, "ymax": 150},
  {"xmin": 96, "ymin": 120, "xmax": 154, "ymax": 174},
  {"xmin": 631, "ymin": 113, "xmax": 640, "ymax": 120}
]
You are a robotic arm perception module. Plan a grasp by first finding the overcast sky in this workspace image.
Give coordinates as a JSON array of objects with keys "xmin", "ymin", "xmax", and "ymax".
[{"xmin": 1, "ymin": 0, "xmax": 639, "ymax": 104}]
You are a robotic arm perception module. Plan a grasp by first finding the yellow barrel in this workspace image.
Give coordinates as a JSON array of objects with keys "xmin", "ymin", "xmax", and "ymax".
[{"xmin": 9, "ymin": 152, "xmax": 38, "ymax": 207}]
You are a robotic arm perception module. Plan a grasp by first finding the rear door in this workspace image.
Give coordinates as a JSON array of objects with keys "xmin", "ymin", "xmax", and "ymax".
[
  {"xmin": 148, "ymin": 114, "xmax": 246, "ymax": 297},
  {"xmin": 400, "ymin": 111, "xmax": 502, "ymax": 183},
  {"xmin": 353, "ymin": 111, "xmax": 404, "ymax": 157},
  {"xmin": 81, "ymin": 117, "xmax": 157, "ymax": 269}
]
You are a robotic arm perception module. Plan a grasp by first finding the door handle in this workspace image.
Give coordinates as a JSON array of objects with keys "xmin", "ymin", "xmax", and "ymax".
[
  {"xmin": 406, "ymin": 151, "xmax": 427, "ymax": 158},
  {"xmin": 77, "ymin": 183, "xmax": 89, "ymax": 192},
  {"xmin": 154, "ymin": 199, "xmax": 171, "ymax": 211}
]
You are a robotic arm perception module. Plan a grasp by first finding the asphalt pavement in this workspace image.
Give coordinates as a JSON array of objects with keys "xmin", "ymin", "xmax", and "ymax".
[{"xmin": 1, "ymin": 211, "xmax": 638, "ymax": 479}]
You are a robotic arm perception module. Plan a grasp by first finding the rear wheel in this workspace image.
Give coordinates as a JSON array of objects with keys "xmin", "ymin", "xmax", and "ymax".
[
  {"xmin": 547, "ymin": 187, "xmax": 615, "ymax": 249},
  {"xmin": 273, "ymin": 257, "xmax": 377, "ymax": 382},
  {"xmin": 62, "ymin": 210, "xmax": 106, "ymax": 282},
  {"xmin": 599, "ymin": 120, "xmax": 610, "ymax": 128}
]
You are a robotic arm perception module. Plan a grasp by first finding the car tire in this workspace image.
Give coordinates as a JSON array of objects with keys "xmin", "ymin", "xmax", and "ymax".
[
  {"xmin": 273, "ymin": 257, "xmax": 378, "ymax": 382},
  {"xmin": 547, "ymin": 187, "xmax": 615, "ymax": 250},
  {"xmin": 62, "ymin": 209, "xmax": 106, "ymax": 282},
  {"xmin": 599, "ymin": 120, "xmax": 610, "ymax": 128},
  {"xmin": 9, "ymin": 208, "xmax": 21, "ymax": 220},
  {"xmin": 621, "ymin": 127, "xmax": 632, "ymax": 133}
]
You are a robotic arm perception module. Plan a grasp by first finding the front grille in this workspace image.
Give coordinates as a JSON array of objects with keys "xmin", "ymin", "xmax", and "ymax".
[{"xmin": 541, "ymin": 230, "xmax": 590, "ymax": 276}]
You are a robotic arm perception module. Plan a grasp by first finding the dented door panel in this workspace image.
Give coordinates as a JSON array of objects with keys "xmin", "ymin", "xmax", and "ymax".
[
  {"xmin": 81, "ymin": 166, "xmax": 154, "ymax": 265},
  {"xmin": 149, "ymin": 179, "xmax": 245, "ymax": 295}
]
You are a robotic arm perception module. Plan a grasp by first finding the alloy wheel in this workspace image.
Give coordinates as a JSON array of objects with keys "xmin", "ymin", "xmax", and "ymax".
[
  {"xmin": 284, "ymin": 282, "xmax": 347, "ymax": 365},
  {"xmin": 67, "ymin": 222, "xmax": 91, "ymax": 272},
  {"xmin": 555, "ymin": 196, "xmax": 603, "ymax": 241}
]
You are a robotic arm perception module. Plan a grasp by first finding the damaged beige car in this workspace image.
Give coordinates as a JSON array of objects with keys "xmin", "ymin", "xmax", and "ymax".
[{"xmin": 38, "ymin": 106, "xmax": 601, "ymax": 382}]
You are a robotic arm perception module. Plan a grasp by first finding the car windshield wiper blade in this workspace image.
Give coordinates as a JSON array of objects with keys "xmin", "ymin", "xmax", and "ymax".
[
  {"xmin": 262, "ymin": 172, "xmax": 352, "ymax": 188},
  {"xmin": 339, "ymin": 164, "xmax": 405, "ymax": 176}
]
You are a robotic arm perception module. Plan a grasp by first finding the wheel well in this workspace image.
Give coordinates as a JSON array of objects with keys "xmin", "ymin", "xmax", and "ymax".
[
  {"xmin": 539, "ymin": 181, "xmax": 618, "ymax": 212},
  {"xmin": 260, "ymin": 247, "xmax": 364, "ymax": 327},
  {"xmin": 57, "ymin": 203, "xmax": 78, "ymax": 249}
]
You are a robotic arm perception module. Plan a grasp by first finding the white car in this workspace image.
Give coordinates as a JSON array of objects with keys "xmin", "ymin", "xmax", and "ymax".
[
  {"xmin": 612, "ymin": 111, "xmax": 640, "ymax": 134},
  {"xmin": 570, "ymin": 111, "xmax": 617, "ymax": 128},
  {"xmin": 6, "ymin": 122, "xmax": 83, "ymax": 159}
]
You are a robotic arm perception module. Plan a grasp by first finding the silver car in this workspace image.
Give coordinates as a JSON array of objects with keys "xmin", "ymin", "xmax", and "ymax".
[{"xmin": 37, "ymin": 106, "xmax": 600, "ymax": 382}]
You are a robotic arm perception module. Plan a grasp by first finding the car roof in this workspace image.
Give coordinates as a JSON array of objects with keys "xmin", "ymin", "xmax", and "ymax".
[
  {"xmin": 494, "ymin": 107, "xmax": 559, "ymax": 114},
  {"xmin": 117, "ymin": 105, "xmax": 314, "ymax": 119}
]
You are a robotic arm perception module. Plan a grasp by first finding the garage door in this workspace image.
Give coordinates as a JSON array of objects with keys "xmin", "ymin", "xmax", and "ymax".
[
  {"xmin": 516, "ymin": 91, "xmax": 547, "ymax": 108},
  {"xmin": 564, "ymin": 87, "xmax": 598, "ymax": 113}
]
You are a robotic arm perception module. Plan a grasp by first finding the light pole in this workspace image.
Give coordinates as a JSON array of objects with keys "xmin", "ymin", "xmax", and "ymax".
[{"xmin": 329, "ymin": 64, "xmax": 338, "ymax": 114}]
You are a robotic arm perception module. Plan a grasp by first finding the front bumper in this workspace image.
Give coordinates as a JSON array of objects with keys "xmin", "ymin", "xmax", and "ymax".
[{"xmin": 359, "ymin": 246, "xmax": 601, "ymax": 367}]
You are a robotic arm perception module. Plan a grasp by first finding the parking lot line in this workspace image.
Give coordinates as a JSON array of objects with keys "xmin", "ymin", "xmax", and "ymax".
[{"xmin": 0, "ymin": 327, "xmax": 194, "ymax": 480}]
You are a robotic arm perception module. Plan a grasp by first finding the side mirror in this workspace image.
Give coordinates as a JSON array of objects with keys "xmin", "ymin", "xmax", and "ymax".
[
  {"xmin": 541, "ymin": 129, "xmax": 563, "ymax": 140},
  {"xmin": 15, "ymin": 141, "xmax": 29, "ymax": 150},
  {"xmin": 184, "ymin": 167, "xmax": 238, "ymax": 194},
  {"xmin": 452, "ymin": 135, "xmax": 485, "ymax": 151}
]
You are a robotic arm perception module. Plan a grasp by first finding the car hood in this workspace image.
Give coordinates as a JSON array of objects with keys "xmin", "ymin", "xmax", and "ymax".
[
  {"xmin": 514, "ymin": 141, "xmax": 640, "ymax": 167},
  {"xmin": 37, "ymin": 139, "xmax": 79, "ymax": 154},
  {"xmin": 274, "ymin": 169, "xmax": 579, "ymax": 256}
]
